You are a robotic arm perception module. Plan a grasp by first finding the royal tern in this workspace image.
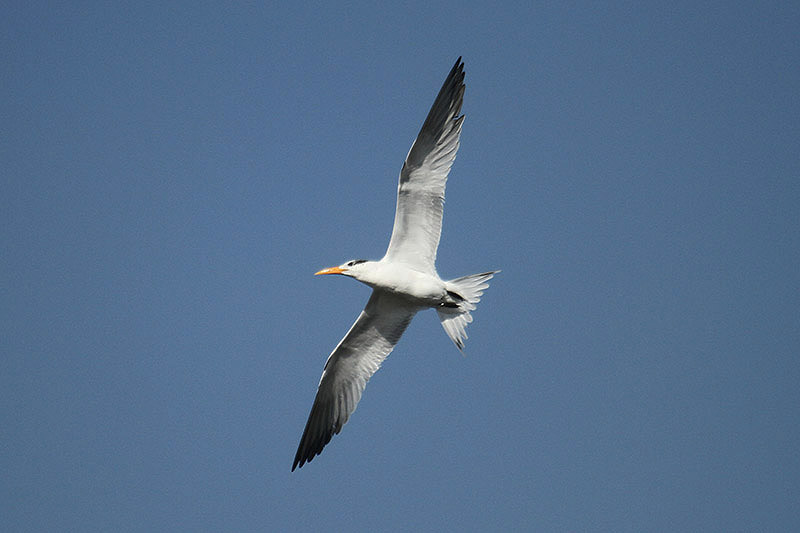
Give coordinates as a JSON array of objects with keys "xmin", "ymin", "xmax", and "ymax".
[{"xmin": 292, "ymin": 58, "xmax": 498, "ymax": 471}]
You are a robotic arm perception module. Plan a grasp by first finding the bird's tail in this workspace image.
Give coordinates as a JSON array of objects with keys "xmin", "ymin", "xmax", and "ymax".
[{"xmin": 437, "ymin": 271, "xmax": 499, "ymax": 352}]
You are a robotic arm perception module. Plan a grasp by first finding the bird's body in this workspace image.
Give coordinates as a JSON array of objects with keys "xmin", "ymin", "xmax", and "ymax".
[
  {"xmin": 292, "ymin": 58, "xmax": 498, "ymax": 471},
  {"xmin": 344, "ymin": 261, "xmax": 448, "ymax": 304}
]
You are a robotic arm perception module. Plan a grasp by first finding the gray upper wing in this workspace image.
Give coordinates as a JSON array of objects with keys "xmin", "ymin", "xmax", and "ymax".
[
  {"xmin": 383, "ymin": 58, "xmax": 466, "ymax": 273},
  {"xmin": 292, "ymin": 290, "xmax": 418, "ymax": 470}
]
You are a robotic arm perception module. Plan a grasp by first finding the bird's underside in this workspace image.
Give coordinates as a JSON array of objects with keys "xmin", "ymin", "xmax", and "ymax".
[{"xmin": 292, "ymin": 58, "xmax": 498, "ymax": 471}]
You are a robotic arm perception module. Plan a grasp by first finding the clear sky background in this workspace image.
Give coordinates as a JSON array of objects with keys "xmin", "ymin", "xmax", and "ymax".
[{"xmin": 3, "ymin": 2, "xmax": 799, "ymax": 531}]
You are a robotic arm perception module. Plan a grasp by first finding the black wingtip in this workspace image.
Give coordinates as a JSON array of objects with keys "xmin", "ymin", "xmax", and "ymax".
[
  {"xmin": 452, "ymin": 56, "xmax": 464, "ymax": 75},
  {"xmin": 292, "ymin": 449, "xmax": 316, "ymax": 471},
  {"xmin": 291, "ymin": 443, "xmax": 310, "ymax": 471},
  {"xmin": 291, "ymin": 452, "xmax": 307, "ymax": 471}
]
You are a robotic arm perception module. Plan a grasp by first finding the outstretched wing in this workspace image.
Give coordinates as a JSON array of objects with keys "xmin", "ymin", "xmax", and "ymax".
[
  {"xmin": 292, "ymin": 290, "xmax": 418, "ymax": 470},
  {"xmin": 383, "ymin": 58, "xmax": 466, "ymax": 273}
]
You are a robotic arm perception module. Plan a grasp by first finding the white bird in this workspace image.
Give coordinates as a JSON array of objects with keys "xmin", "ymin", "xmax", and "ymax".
[{"xmin": 292, "ymin": 58, "xmax": 498, "ymax": 471}]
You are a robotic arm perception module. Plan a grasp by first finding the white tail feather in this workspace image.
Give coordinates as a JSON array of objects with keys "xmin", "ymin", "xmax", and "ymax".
[{"xmin": 437, "ymin": 271, "xmax": 499, "ymax": 351}]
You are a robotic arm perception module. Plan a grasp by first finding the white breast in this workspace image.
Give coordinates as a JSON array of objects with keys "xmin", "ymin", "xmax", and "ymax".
[{"xmin": 366, "ymin": 262, "xmax": 445, "ymax": 303}]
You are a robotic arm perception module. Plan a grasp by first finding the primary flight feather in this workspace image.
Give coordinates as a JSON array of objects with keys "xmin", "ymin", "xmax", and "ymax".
[{"xmin": 292, "ymin": 58, "xmax": 498, "ymax": 471}]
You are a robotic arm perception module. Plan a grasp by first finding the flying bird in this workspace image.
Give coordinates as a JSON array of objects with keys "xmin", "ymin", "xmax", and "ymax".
[{"xmin": 292, "ymin": 58, "xmax": 498, "ymax": 471}]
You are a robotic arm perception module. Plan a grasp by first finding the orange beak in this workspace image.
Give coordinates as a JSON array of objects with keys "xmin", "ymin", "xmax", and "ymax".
[{"xmin": 314, "ymin": 266, "xmax": 346, "ymax": 275}]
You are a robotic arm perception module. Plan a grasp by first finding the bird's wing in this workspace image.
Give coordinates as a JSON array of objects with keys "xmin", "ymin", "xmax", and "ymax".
[
  {"xmin": 292, "ymin": 290, "xmax": 417, "ymax": 470},
  {"xmin": 383, "ymin": 58, "xmax": 466, "ymax": 273}
]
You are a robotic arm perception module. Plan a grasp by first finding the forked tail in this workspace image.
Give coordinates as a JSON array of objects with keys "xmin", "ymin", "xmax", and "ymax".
[{"xmin": 437, "ymin": 271, "xmax": 499, "ymax": 351}]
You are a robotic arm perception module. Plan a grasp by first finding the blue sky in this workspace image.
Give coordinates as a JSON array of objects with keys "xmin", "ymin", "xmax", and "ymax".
[{"xmin": 3, "ymin": 2, "xmax": 799, "ymax": 531}]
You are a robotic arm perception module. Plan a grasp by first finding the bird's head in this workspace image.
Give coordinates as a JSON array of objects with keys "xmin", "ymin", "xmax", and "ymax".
[{"xmin": 315, "ymin": 259, "xmax": 371, "ymax": 280}]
